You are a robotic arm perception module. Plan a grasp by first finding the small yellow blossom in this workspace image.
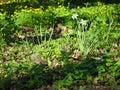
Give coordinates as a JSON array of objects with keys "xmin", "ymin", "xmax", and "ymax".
[
  {"xmin": 24, "ymin": 5, "xmax": 27, "ymax": 9},
  {"xmin": 77, "ymin": 6, "xmax": 80, "ymax": 9}
]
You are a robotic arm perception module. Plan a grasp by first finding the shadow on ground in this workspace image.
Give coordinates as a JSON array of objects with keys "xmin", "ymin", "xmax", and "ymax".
[{"xmin": 0, "ymin": 53, "xmax": 118, "ymax": 90}]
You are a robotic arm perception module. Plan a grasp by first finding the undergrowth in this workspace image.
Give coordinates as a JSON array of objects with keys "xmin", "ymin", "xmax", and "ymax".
[{"xmin": 0, "ymin": 1, "xmax": 120, "ymax": 90}]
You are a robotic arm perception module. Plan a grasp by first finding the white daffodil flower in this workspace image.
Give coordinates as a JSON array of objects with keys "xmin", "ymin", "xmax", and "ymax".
[
  {"xmin": 72, "ymin": 13, "xmax": 79, "ymax": 20},
  {"xmin": 80, "ymin": 19, "xmax": 87, "ymax": 26}
]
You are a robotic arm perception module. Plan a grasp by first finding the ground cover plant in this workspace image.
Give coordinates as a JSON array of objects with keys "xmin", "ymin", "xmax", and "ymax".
[{"xmin": 0, "ymin": 0, "xmax": 120, "ymax": 90}]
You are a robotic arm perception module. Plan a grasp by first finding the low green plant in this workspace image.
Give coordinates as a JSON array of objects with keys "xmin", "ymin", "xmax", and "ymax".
[
  {"xmin": 0, "ymin": 13, "xmax": 8, "ymax": 46},
  {"xmin": 71, "ymin": 14, "xmax": 101, "ymax": 55}
]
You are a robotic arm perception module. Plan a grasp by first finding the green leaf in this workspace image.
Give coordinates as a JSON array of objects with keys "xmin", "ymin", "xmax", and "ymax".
[{"xmin": 115, "ymin": 60, "xmax": 120, "ymax": 66}]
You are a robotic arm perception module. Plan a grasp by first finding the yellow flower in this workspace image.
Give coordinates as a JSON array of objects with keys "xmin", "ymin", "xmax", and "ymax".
[
  {"xmin": 57, "ymin": 2, "xmax": 60, "ymax": 5},
  {"xmin": 102, "ymin": 22, "xmax": 106, "ymax": 25},
  {"xmin": 39, "ymin": 11, "xmax": 43, "ymax": 14},
  {"xmin": 97, "ymin": 2, "xmax": 103, "ymax": 6},
  {"xmin": 24, "ymin": 5, "xmax": 27, "ymax": 9},
  {"xmin": 45, "ymin": 9, "xmax": 49, "ymax": 12},
  {"xmin": 40, "ymin": 6, "xmax": 43, "ymax": 9},
  {"xmin": 14, "ymin": 11, "xmax": 18, "ymax": 15},
  {"xmin": 4, "ymin": 74, "xmax": 7, "ymax": 78},
  {"xmin": 73, "ymin": 38, "xmax": 77, "ymax": 41},
  {"xmin": 106, "ymin": 63, "xmax": 111, "ymax": 66},
  {"xmin": 27, "ymin": 9, "xmax": 32, "ymax": 12},
  {"xmin": 0, "ymin": 13, "xmax": 2, "ymax": 16},
  {"xmin": 77, "ymin": 6, "xmax": 80, "ymax": 9}
]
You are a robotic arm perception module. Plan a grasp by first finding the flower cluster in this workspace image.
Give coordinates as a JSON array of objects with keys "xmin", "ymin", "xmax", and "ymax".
[{"xmin": 72, "ymin": 13, "xmax": 88, "ymax": 26}]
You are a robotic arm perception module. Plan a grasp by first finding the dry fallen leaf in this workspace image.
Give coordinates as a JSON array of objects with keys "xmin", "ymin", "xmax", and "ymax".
[
  {"xmin": 93, "ymin": 77, "xmax": 98, "ymax": 85},
  {"xmin": 72, "ymin": 49, "xmax": 82, "ymax": 60},
  {"xmin": 31, "ymin": 54, "xmax": 48, "ymax": 65},
  {"xmin": 20, "ymin": 26, "xmax": 34, "ymax": 33}
]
